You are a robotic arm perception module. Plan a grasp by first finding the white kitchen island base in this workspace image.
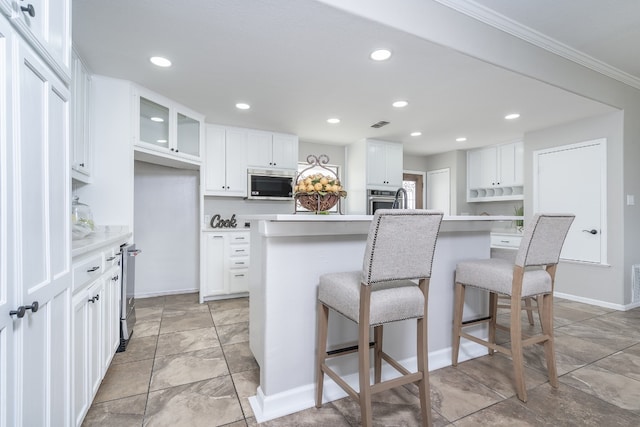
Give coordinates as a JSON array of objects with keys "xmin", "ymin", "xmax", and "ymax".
[{"xmin": 243, "ymin": 215, "xmax": 520, "ymax": 422}]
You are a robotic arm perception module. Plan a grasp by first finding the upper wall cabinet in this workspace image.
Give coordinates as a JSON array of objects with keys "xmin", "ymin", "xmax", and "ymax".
[
  {"xmin": 467, "ymin": 141, "xmax": 523, "ymax": 202},
  {"xmin": 366, "ymin": 139, "xmax": 403, "ymax": 190},
  {"xmin": 204, "ymin": 125, "xmax": 248, "ymax": 197},
  {"xmin": 247, "ymin": 130, "xmax": 298, "ymax": 170},
  {"xmin": 8, "ymin": 0, "xmax": 71, "ymax": 80},
  {"xmin": 71, "ymin": 48, "xmax": 92, "ymax": 183},
  {"xmin": 135, "ymin": 86, "xmax": 204, "ymax": 169}
]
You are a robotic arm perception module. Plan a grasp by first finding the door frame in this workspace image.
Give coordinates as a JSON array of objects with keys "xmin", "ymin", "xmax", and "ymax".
[
  {"xmin": 533, "ymin": 138, "xmax": 607, "ymax": 264},
  {"xmin": 403, "ymin": 170, "xmax": 426, "ymax": 209}
]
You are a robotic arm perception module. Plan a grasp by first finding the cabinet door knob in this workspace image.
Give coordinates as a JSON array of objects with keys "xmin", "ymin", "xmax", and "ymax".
[
  {"xmin": 21, "ymin": 4, "xmax": 36, "ymax": 17},
  {"xmin": 25, "ymin": 301, "xmax": 39, "ymax": 313},
  {"xmin": 79, "ymin": 163, "xmax": 85, "ymax": 167},
  {"xmin": 10, "ymin": 306, "xmax": 26, "ymax": 318}
]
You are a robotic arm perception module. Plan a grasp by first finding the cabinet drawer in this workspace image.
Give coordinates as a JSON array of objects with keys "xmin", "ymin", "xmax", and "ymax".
[
  {"xmin": 229, "ymin": 244, "xmax": 250, "ymax": 257},
  {"xmin": 104, "ymin": 247, "xmax": 121, "ymax": 268},
  {"xmin": 229, "ymin": 256, "xmax": 250, "ymax": 269},
  {"xmin": 228, "ymin": 269, "xmax": 249, "ymax": 293},
  {"xmin": 73, "ymin": 254, "xmax": 104, "ymax": 293},
  {"xmin": 490, "ymin": 234, "xmax": 522, "ymax": 249},
  {"xmin": 229, "ymin": 232, "xmax": 250, "ymax": 243}
]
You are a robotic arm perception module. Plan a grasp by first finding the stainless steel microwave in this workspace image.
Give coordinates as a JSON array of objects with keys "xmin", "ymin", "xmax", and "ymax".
[{"xmin": 247, "ymin": 168, "xmax": 296, "ymax": 200}]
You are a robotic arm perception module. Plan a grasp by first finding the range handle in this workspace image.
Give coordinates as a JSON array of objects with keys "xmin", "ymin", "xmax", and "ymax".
[{"xmin": 127, "ymin": 249, "xmax": 142, "ymax": 257}]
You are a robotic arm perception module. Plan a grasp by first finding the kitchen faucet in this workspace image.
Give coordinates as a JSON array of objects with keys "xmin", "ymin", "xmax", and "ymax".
[{"xmin": 392, "ymin": 187, "xmax": 407, "ymax": 209}]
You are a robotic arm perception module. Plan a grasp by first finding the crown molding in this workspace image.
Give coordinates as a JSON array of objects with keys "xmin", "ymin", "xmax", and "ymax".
[{"xmin": 435, "ymin": 0, "xmax": 640, "ymax": 90}]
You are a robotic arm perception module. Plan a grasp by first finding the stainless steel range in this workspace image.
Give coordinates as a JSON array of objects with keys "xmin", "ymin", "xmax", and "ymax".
[{"xmin": 118, "ymin": 243, "xmax": 141, "ymax": 352}]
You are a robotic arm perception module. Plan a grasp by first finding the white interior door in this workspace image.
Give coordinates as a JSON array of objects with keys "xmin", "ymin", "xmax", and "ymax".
[
  {"xmin": 533, "ymin": 139, "xmax": 606, "ymax": 263},
  {"xmin": 427, "ymin": 168, "xmax": 451, "ymax": 215}
]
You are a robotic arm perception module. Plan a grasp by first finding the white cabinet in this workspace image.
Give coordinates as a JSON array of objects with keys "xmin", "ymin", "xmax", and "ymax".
[
  {"xmin": 135, "ymin": 85, "xmax": 204, "ymax": 168},
  {"xmin": 247, "ymin": 130, "xmax": 298, "ymax": 170},
  {"xmin": 71, "ymin": 243, "xmax": 125, "ymax": 426},
  {"xmin": 490, "ymin": 233, "xmax": 523, "ymax": 249},
  {"xmin": 9, "ymin": 0, "xmax": 71, "ymax": 79},
  {"xmin": 202, "ymin": 231, "xmax": 250, "ymax": 300},
  {"xmin": 12, "ymin": 36, "xmax": 72, "ymax": 427},
  {"xmin": 71, "ymin": 47, "xmax": 92, "ymax": 182},
  {"xmin": 366, "ymin": 139, "xmax": 403, "ymax": 189},
  {"xmin": 204, "ymin": 125, "xmax": 248, "ymax": 197},
  {"xmin": 467, "ymin": 141, "xmax": 523, "ymax": 202}
]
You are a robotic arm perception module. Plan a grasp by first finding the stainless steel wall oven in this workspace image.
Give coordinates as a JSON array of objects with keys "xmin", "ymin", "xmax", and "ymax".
[{"xmin": 367, "ymin": 189, "xmax": 396, "ymax": 214}]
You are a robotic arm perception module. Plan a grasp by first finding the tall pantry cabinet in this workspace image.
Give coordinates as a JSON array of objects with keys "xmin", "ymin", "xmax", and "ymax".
[{"xmin": 1, "ymin": 1, "xmax": 72, "ymax": 425}]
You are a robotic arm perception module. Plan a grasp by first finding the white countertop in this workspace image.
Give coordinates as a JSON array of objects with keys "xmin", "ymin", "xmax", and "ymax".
[
  {"xmin": 72, "ymin": 226, "xmax": 131, "ymax": 258},
  {"xmin": 239, "ymin": 214, "xmax": 522, "ymax": 222},
  {"xmin": 239, "ymin": 214, "xmax": 523, "ymax": 237}
]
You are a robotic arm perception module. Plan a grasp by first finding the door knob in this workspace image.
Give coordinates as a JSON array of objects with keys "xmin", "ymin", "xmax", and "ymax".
[{"xmin": 582, "ymin": 229, "xmax": 598, "ymax": 235}]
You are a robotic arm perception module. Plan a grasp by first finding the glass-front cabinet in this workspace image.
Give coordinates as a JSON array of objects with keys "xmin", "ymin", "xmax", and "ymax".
[{"xmin": 135, "ymin": 86, "xmax": 203, "ymax": 165}]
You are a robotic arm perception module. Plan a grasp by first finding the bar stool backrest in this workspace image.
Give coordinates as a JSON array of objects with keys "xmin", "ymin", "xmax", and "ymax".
[
  {"xmin": 515, "ymin": 213, "xmax": 575, "ymax": 268},
  {"xmin": 362, "ymin": 209, "xmax": 443, "ymax": 285}
]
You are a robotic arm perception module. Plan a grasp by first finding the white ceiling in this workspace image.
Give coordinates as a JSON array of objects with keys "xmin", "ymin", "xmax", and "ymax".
[{"xmin": 72, "ymin": 0, "xmax": 630, "ymax": 156}]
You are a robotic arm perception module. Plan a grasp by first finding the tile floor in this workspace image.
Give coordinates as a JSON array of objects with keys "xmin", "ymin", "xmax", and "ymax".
[{"xmin": 82, "ymin": 293, "xmax": 640, "ymax": 426}]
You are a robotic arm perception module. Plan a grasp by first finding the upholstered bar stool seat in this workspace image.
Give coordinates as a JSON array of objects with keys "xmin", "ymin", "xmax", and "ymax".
[
  {"xmin": 316, "ymin": 209, "xmax": 443, "ymax": 427},
  {"xmin": 452, "ymin": 213, "xmax": 574, "ymax": 403}
]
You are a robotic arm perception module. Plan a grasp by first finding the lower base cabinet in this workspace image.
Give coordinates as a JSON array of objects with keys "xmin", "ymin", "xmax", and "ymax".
[
  {"xmin": 202, "ymin": 230, "xmax": 250, "ymax": 300},
  {"xmin": 71, "ymin": 243, "xmax": 125, "ymax": 426}
]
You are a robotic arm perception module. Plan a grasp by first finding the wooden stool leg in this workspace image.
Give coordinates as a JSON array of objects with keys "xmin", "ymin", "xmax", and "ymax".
[
  {"xmin": 510, "ymin": 293, "xmax": 527, "ymax": 402},
  {"xmin": 524, "ymin": 297, "xmax": 535, "ymax": 325},
  {"xmin": 417, "ymin": 316, "xmax": 433, "ymax": 427},
  {"xmin": 315, "ymin": 302, "xmax": 329, "ymax": 408},
  {"xmin": 374, "ymin": 325, "xmax": 383, "ymax": 384},
  {"xmin": 488, "ymin": 292, "xmax": 498, "ymax": 355},
  {"xmin": 452, "ymin": 282, "xmax": 465, "ymax": 366},
  {"xmin": 540, "ymin": 293, "xmax": 558, "ymax": 387}
]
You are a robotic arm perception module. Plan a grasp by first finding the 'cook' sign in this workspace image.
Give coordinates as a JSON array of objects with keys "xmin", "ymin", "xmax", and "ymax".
[{"xmin": 210, "ymin": 214, "xmax": 237, "ymax": 229}]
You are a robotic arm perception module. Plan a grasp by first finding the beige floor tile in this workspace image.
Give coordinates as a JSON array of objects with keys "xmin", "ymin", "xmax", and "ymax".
[
  {"xmin": 159, "ymin": 308, "xmax": 214, "ymax": 334},
  {"xmin": 134, "ymin": 320, "xmax": 161, "ymax": 338},
  {"xmin": 155, "ymin": 327, "xmax": 219, "ymax": 357},
  {"xmin": 136, "ymin": 296, "xmax": 166, "ymax": 309},
  {"xmin": 231, "ymin": 369, "xmax": 259, "ymax": 418},
  {"xmin": 144, "ymin": 376, "xmax": 244, "ymax": 427},
  {"xmin": 208, "ymin": 297, "xmax": 249, "ymax": 313},
  {"xmin": 150, "ymin": 347, "xmax": 229, "ymax": 391},
  {"xmin": 223, "ymin": 341, "xmax": 259, "ymax": 374},
  {"xmin": 111, "ymin": 335, "xmax": 158, "ymax": 365},
  {"xmin": 94, "ymin": 359, "xmax": 153, "ymax": 403},
  {"xmin": 216, "ymin": 321, "xmax": 249, "ymax": 345},
  {"xmin": 136, "ymin": 306, "xmax": 164, "ymax": 322},
  {"xmin": 211, "ymin": 306, "xmax": 250, "ymax": 326},
  {"xmin": 560, "ymin": 364, "xmax": 640, "ymax": 412},
  {"xmin": 454, "ymin": 397, "xmax": 545, "ymax": 426},
  {"xmin": 594, "ymin": 350, "xmax": 640, "ymax": 382},
  {"xmin": 82, "ymin": 394, "xmax": 146, "ymax": 427}
]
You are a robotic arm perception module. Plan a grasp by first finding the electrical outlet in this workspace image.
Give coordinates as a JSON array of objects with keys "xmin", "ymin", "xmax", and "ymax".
[{"xmin": 627, "ymin": 195, "xmax": 635, "ymax": 206}]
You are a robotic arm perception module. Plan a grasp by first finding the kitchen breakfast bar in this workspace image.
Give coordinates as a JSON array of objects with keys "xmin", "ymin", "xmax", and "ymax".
[{"xmin": 242, "ymin": 214, "xmax": 520, "ymax": 422}]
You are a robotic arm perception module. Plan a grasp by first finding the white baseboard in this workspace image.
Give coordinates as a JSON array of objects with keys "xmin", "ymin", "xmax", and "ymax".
[
  {"xmin": 554, "ymin": 291, "xmax": 635, "ymax": 311},
  {"xmin": 135, "ymin": 289, "xmax": 198, "ymax": 299},
  {"xmin": 248, "ymin": 340, "xmax": 488, "ymax": 423}
]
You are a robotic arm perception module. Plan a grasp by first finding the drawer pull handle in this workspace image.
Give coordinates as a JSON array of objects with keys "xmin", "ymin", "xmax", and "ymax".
[
  {"xmin": 235, "ymin": 237, "xmax": 245, "ymax": 240},
  {"xmin": 8, "ymin": 302, "xmax": 36, "ymax": 318},
  {"xmin": 106, "ymin": 256, "xmax": 117, "ymax": 261},
  {"xmin": 500, "ymin": 240, "xmax": 510, "ymax": 243},
  {"xmin": 236, "ymin": 249, "xmax": 245, "ymax": 252},
  {"xmin": 234, "ymin": 274, "xmax": 245, "ymax": 278},
  {"xmin": 87, "ymin": 266, "xmax": 100, "ymax": 272},
  {"xmin": 235, "ymin": 262, "xmax": 245, "ymax": 265}
]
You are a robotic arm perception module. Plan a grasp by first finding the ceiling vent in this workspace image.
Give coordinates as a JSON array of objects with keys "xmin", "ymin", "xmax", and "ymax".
[{"xmin": 371, "ymin": 120, "xmax": 390, "ymax": 128}]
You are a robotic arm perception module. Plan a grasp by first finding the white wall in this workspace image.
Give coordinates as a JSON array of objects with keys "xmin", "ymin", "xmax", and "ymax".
[{"xmin": 134, "ymin": 161, "xmax": 199, "ymax": 297}]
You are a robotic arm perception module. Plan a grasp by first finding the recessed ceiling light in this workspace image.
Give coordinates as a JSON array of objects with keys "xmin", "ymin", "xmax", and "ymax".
[
  {"xmin": 392, "ymin": 100, "xmax": 408, "ymax": 108},
  {"xmin": 236, "ymin": 103, "xmax": 251, "ymax": 110},
  {"xmin": 505, "ymin": 113, "xmax": 520, "ymax": 120},
  {"xmin": 370, "ymin": 49, "xmax": 392, "ymax": 61},
  {"xmin": 327, "ymin": 118, "xmax": 340, "ymax": 124},
  {"xmin": 150, "ymin": 117, "xmax": 164, "ymax": 122},
  {"xmin": 150, "ymin": 56, "xmax": 172, "ymax": 67},
  {"xmin": 410, "ymin": 131, "xmax": 422, "ymax": 137},
  {"xmin": 456, "ymin": 137, "xmax": 467, "ymax": 142}
]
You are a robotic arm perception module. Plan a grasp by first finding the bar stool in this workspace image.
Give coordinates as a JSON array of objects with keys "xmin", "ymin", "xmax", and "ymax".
[
  {"xmin": 316, "ymin": 209, "xmax": 443, "ymax": 427},
  {"xmin": 452, "ymin": 213, "xmax": 574, "ymax": 402}
]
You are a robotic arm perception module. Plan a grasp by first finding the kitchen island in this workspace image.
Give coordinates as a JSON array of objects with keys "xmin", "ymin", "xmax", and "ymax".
[{"xmin": 242, "ymin": 214, "xmax": 520, "ymax": 422}]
